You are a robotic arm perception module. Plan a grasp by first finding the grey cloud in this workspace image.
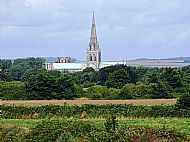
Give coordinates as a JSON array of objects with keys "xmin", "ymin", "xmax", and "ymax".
[{"xmin": 0, "ymin": 0, "xmax": 190, "ymax": 59}]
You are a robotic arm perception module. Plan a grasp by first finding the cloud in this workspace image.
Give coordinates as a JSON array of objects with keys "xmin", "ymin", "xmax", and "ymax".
[
  {"xmin": 24, "ymin": 0, "xmax": 61, "ymax": 9},
  {"xmin": 0, "ymin": 0, "xmax": 190, "ymax": 59}
]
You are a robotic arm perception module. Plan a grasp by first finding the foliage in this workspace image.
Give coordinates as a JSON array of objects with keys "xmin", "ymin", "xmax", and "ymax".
[
  {"xmin": 74, "ymin": 67, "xmax": 98, "ymax": 88},
  {"xmin": 106, "ymin": 69, "xmax": 130, "ymax": 88},
  {"xmin": 0, "ymin": 120, "xmax": 189, "ymax": 142},
  {"xmin": 1, "ymin": 104, "xmax": 190, "ymax": 119},
  {"xmin": 0, "ymin": 59, "xmax": 12, "ymax": 81},
  {"xmin": 0, "ymin": 81, "xmax": 27, "ymax": 100},
  {"xmin": 84, "ymin": 85, "xmax": 120, "ymax": 99},
  {"xmin": 0, "ymin": 125, "xmax": 25, "ymax": 142},
  {"xmin": 118, "ymin": 84, "xmax": 136, "ymax": 99},
  {"xmin": 104, "ymin": 115, "xmax": 118, "ymax": 132},
  {"xmin": 11, "ymin": 57, "xmax": 45, "ymax": 81},
  {"xmin": 176, "ymin": 93, "xmax": 190, "ymax": 109},
  {"xmin": 26, "ymin": 72, "xmax": 79, "ymax": 100},
  {"xmin": 1, "ymin": 62, "xmax": 190, "ymax": 100},
  {"xmin": 149, "ymin": 82, "xmax": 174, "ymax": 99}
]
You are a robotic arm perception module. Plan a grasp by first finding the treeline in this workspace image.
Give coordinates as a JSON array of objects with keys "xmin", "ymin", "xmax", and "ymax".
[
  {"xmin": 1, "ymin": 58, "xmax": 190, "ymax": 100},
  {"xmin": 0, "ymin": 58, "xmax": 44, "ymax": 81}
]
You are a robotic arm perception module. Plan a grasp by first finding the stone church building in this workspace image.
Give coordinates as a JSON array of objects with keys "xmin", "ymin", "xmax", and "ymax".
[
  {"xmin": 44, "ymin": 12, "xmax": 125, "ymax": 72},
  {"xmin": 44, "ymin": 12, "xmax": 190, "ymax": 72}
]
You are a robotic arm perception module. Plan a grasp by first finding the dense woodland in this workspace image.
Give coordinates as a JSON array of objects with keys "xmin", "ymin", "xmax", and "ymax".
[{"xmin": 1, "ymin": 58, "xmax": 190, "ymax": 100}]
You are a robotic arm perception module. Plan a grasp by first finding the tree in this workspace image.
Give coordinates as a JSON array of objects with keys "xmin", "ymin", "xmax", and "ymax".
[
  {"xmin": 25, "ymin": 72, "xmax": 79, "ymax": 100},
  {"xmin": 182, "ymin": 65, "xmax": 190, "ymax": 74},
  {"xmin": 0, "ymin": 60, "xmax": 12, "ymax": 81},
  {"xmin": 118, "ymin": 84, "xmax": 136, "ymax": 99},
  {"xmin": 149, "ymin": 82, "xmax": 173, "ymax": 99},
  {"xmin": 106, "ymin": 69, "xmax": 130, "ymax": 88},
  {"xmin": 177, "ymin": 93, "xmax": 190, "ymax": 109},
  {"xmin": 160, "ymin": 68, "xmax": 182, "ymax": 91},
  {"xmin": 0, "ymin": 81, "xmax": 27, "ymax": 100},
  {"xmin": 54, "ymin": 75, "xmax": 78, "ymax": 99},
  {"xmin": 25, "ymin": 71, "xmax": 54, "ymax": 99},
  {"xmin": 84, "ymin": 85, "xmax": 111, "ymax": 99},
  {"xmin": 98, "ymin": 65, "xmax": 127, "ymax": 85},
  {"xmin": 74, "ymin": 67, "xmax": 98, "ymax": 87},
  {"xmin": 11, "ymin": 57, "xmax": 45, "ymax": 81},
  {"xmin": 141, "ymin": 70, "xmax": 160, "ymax": 84}
]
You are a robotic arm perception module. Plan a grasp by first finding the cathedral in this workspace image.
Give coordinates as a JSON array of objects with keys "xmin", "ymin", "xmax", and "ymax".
[
  {"xmin": 44, "ymin": 12, "xmax": 124, "ymax": 72},
  {"xmin": 44, "ymin": 12, "xmax": 190, "ymax": 72}
]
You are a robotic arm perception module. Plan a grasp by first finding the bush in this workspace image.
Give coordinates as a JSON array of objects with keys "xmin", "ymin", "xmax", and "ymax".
[
  {"xmin": 118, "ymin": 84, "xmax": 136, "ymax": 99},
  {"xmin": 149, "ymin": 83, "xmax": 174, "ymax": 99},
  {"xmin": 85, "ymin": 85, "xmax": 114, "ymax": 100},
  {"xmin": 1, "ymin": 120, "xmax": 188, "ymax": 142},
  {"xmin": 177, "ymin": 93, "xmax": 190, "ymax": 109},
  {"xmin": 0, "ymin": 81, "xmax": 27, "ymax": 100}
]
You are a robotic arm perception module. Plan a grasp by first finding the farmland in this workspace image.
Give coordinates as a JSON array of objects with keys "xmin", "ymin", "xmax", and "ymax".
[
  {"xmin": 0, "ymin": 117, "xmax": 190, "ymax": 141},
  {"xmin": 0, "ymin": 99, "xmax": 177, "ymax": 106},
  {"xmin": 1, "ymin": 101, "xmax": 190, "ymax": 141},
  {"xmin": 1, "ymin": 60, "xmax": 190, "ymax": 141},
  {"xmin": 1, "ymin": 118, "xmax": 190, "ymax": 134}
]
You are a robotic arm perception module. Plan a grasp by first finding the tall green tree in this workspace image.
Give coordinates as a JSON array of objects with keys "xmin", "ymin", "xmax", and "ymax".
[
  {"xmin": 11, "ymin": 57, "xmax": 45, "ymax": 81},
  {"xmin": 0, "ymin": 60, "xmax": 12, "ymax": 81},
  {"xmin": 106, "ymin": 69, "xmax": 130, "ymax": 88}
]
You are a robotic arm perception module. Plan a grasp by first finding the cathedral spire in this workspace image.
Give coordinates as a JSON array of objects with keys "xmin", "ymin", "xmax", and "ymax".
[
  {"xmin": 87, "ymin": 11, "xmax": 101, "ymax": 69},
  {"xmin": 90, "ymin": 11, "xmax": 98, "ymax": 45}
]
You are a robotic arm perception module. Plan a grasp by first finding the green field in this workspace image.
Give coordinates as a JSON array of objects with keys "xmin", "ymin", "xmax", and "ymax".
[
  {"xmin": 1, "ymin": 104, "xmax": 190, "ymax": 141},
  {"xmin": 1, "ymin": 118, "xmax": 190, "ymax": 136}
]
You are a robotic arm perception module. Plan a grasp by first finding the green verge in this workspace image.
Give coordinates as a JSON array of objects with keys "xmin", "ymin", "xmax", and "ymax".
[{"xmin": 1, "ymin": 118, "xmax": 190, "ymax": 137}]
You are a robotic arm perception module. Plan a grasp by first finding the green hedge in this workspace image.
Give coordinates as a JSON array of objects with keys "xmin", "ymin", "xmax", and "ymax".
[{"xmin": 1, "ymin": 104, "xmax": 190, "ymax": 119}]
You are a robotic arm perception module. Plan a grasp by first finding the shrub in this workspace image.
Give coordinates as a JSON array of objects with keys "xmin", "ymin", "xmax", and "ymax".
[
  {"xmin": 0, "ymin": 81, "xmax": 27, "ymax": 100},
  {"xmin": 84, "ymin": 85, "xmax": 111, "ymax": 99},
  {"xmin": 149, "ymin": 83, "xmax": 174, "ymax": 99},
  {"xmin": 177, "ymin": 93, "xmax": 190, "ymax": 109},
  {"xmin": 118, "ymin": 84, "xmax": 136, "ymax": 99}
]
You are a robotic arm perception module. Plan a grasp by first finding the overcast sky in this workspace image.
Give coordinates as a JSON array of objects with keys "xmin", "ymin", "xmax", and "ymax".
[{"xmin": 0, "ymin": 0, "xmax": 190, "ymax": 60}]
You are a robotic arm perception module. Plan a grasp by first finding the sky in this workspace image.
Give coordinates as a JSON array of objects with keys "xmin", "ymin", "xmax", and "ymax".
[{"xmin": 0, "ymin": 0, "xmax": 190, "ymax": 60}]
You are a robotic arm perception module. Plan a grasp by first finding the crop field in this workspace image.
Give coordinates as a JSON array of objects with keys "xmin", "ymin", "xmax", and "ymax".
[{"xmin": 0, "ymin": 99, "xmax": 177, "ymax": 106}]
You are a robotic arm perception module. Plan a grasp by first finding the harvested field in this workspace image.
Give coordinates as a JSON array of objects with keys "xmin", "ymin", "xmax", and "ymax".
[{"xmin": 0, "ymin": 99, "xmax": 177, "ymax": 106}]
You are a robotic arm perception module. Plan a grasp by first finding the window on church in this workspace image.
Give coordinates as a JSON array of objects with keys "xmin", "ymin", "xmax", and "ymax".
[
  {"xmin": 90, "ymin": 55, "xmax": 93, "ymax": 61},
  {"xmin": 93, "ymin": 55, "xmax": 96, "ymax": 61}
]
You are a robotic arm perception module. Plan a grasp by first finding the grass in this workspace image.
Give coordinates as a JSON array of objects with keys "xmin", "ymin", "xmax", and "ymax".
[
  {"xmin": 0, "ymin": 99, "xmax": 177, "ymax": 106},
  {"xmin": 1, "ymin": 118, "xmax": 190, "ymax": 137}
]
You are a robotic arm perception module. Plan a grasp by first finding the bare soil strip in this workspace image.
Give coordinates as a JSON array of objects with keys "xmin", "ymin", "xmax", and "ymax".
[{"xmin": 0, "ymin": 99, "xmax": 177, "ymax": 106}]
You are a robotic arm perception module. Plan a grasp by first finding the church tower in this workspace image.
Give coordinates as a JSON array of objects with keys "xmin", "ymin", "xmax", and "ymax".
[{"xmin": 86, "ymin": 12, "xmax": 101, "ymax": 69}]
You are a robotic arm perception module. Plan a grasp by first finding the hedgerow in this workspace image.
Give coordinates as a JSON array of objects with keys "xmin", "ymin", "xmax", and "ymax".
[{"xmin": 1, "ymin": 104, "xmax": 190, "ymax": 119}]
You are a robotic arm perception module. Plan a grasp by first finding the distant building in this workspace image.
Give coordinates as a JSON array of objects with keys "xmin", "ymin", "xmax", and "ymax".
[
  {"xmin": 44, "ymin": 62, "xmax": 54, "ymax": 71},
  {"xmin": 58, "ymin": 57, "xmax": 71, "ymax": 63},
  {"xmin": 44, "ymin": 12, "xmax": 190, "ymax": 72}
]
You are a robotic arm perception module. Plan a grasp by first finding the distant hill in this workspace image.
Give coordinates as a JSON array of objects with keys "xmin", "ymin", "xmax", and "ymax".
[
  {"xmin": 134, "ymin": 57, "xmax": 190, "ymax": 63},
  {"xmin": 44, "ymin": 57, "xmax": 58, "ymax": 62},
  {"xmin": 44, "ymin": 57, "xmax": 77, "ymax": 63},
  {"xmin": 167, "ymin": 57, "xmax": 190, "ymax": 63}
]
